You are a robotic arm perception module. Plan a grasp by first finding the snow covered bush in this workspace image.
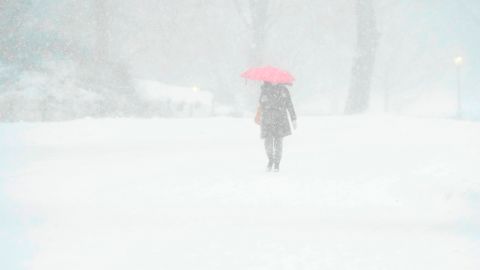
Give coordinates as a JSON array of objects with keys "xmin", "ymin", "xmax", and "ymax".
[
  {"xmin": 0, "ymin": 60, "xmax": 138, "ymax": 122},
  {"xmin": 134, "ymin": 80, "xmax": 214, "ymax": 118},
  {"xmin": 0, "ymin": 62, "xmax": 98, "ymax": 121}
]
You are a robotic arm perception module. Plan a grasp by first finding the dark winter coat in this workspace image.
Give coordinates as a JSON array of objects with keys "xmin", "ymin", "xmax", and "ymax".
[{"xmin": 259, "ymin": 84, "xmax": 297, "ymax": 139}]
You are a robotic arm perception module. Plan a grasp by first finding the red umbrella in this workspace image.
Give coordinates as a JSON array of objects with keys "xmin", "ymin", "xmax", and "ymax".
[{"xmin": 241, "ymin": 66, "xmax": 294, "ymax": 84}]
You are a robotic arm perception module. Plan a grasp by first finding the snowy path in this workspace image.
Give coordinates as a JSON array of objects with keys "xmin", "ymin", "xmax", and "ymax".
[{"xmin": 2, "ymin": 116, "xmax": 480, "ymax": 270}]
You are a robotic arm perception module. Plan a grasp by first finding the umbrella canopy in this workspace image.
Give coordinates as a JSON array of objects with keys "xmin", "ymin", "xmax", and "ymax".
[{"xmin": 241, "ymin": 66, "xmax": 294, "ymax": 84}]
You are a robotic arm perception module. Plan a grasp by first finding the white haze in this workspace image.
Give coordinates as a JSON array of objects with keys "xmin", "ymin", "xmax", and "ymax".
[
  {"xmin": 1, "ymin": 0, "xmax": 479, "ymax": 119},
  {"xmin": 1, "ymin": 1, "xmax": 480, "ymax": 270}
]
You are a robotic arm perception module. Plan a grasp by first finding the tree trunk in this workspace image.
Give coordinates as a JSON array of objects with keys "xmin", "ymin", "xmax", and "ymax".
[{"xmin": 345, "ymin": 0, "xmax": 379, "ymax": 114}]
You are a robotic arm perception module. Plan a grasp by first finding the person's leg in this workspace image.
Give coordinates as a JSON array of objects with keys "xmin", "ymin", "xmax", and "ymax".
[
  {"xmin": 264, "ymin": 136, "xmax": 274, "ymax": 170},
  {"xmin": 273, "ymin": 137, "xmax": 283, "ymax": 170}
]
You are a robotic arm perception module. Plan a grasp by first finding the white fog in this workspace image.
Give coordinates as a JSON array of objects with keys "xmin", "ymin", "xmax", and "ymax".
[{"xmin": 1, "ymin": 1, "xmax": 479, "ymax": 270}]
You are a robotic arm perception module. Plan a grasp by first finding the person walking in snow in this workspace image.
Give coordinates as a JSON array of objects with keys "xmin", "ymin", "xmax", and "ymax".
[{"xmin": 257, "ymin": 82, "xmax": 297, "ymax": 172}]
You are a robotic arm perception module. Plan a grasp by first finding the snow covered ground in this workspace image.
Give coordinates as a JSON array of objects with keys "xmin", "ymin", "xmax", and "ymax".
[{"xmin": 2, "ymin": 116, "xmax": 480, "ymax": 270}]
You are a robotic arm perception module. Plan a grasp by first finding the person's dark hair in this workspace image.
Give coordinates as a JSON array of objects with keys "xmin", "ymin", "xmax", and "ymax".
[{"xmin": 261, "ymin": 81, "xmax": 274, "ymax": 91}]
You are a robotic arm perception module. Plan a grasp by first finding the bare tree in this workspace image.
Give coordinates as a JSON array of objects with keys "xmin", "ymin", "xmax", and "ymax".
[
  {"xmin": 345, "ymin": 0, "xmax": 380, "ymax": 114},
  {"xmin": 233, "ymin": 0, "xmax": 270, "ymax": 66},
  {"xmin": 231, "ymin": 0, "xmax": 272, "ymax": 112}
]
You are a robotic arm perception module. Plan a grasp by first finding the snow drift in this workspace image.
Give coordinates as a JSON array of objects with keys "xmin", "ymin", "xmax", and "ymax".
[{"xmin": 2, "ymin": 116, "xmax": 480, "ymax": 270}]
